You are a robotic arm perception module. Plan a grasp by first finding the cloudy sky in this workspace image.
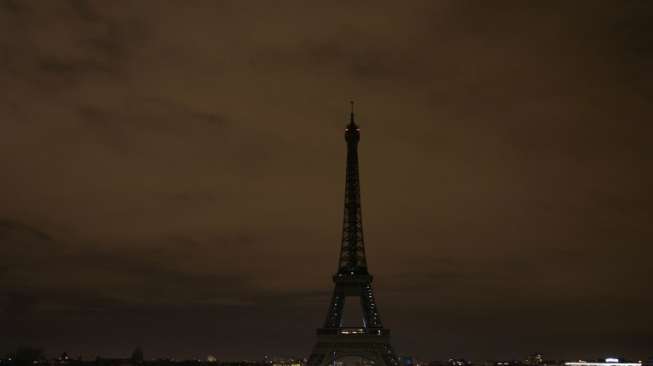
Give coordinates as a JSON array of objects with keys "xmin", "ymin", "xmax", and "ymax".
[{"xmin": 1, "ymin": 0, "xmax": 652, "ymax": 361}]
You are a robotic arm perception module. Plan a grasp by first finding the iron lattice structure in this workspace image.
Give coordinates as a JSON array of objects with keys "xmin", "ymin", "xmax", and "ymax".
[{"xmin": 307, "ymin": 107, "xmax": 399, "ymax": 366}]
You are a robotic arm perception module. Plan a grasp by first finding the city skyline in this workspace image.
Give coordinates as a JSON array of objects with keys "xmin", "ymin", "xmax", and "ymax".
[{"xmin": 1, "ymin": 0, "xmax": 652, "ymax": 361}]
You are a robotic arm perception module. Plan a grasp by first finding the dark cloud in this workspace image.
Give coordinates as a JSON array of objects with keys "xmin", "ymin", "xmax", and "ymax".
[
  {"xmin": 0, "ymin": 220, "xmax": 259, "ymax": 306},
  {"xmin": 0, "ymin": 0, "xmax": 149, "ymax": 81},
  {"xmin": 252, "ymin": 36, "xmax": 411, "ymax": 83},
  {"xmin": 0, "ymin": 219, "xmax": 53, "ymax": 241},
  {"xmin": 75, "ymin": 97, "xmax": 230, "ymax": 155}
]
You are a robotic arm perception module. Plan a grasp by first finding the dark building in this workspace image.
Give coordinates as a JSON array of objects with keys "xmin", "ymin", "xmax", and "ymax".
[{"xmin": 447, "ymin": 359, "xmax": 472, "ymax": 366}]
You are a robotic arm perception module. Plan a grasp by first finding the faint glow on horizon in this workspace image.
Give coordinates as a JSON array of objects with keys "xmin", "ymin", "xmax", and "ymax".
[{"xmin": 565, "ymin": 360, "xmax": 641, "ymax": 366}]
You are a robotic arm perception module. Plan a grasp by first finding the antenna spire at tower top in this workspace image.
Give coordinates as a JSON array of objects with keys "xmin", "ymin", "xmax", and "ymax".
[{"xmin": 349, "ymin": 100, "xmax": 356, "ymax": 126}]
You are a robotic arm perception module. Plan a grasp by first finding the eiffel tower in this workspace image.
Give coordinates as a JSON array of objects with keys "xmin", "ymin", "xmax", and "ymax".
[{"xmin": 307, "ymin": 103, "xmax": 399, "ymax": 366}]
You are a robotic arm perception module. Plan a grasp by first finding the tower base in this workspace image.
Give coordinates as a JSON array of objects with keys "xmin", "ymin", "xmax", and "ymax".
[{"xmin": 307, "ymin": 329, "xmax": 399, "ymax": 366}]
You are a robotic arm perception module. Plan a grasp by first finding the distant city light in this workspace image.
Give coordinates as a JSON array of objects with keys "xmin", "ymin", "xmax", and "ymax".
[{"xmin": 565, "ymin": 360, "xmax": 641, "ymax": 366}]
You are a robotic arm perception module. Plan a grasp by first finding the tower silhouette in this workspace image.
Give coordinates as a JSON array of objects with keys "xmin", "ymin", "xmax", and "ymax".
[{"xmin": 307, "ymin": 104, "xmax": 399, "ymax": 366}]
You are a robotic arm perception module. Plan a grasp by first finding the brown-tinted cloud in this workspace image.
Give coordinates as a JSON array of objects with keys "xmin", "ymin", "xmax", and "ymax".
[{"xmin": 1, "ymin": 0, "xmax": 652, "ymax": 361}]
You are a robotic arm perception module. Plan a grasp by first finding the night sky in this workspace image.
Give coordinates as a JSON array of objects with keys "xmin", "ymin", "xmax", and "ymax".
[{"xmin": 1, "ymin": 0, "xmax": 652, "ymax": 362}]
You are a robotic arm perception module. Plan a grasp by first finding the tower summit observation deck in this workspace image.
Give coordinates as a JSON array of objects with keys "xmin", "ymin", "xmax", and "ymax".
[{"xmin": 307, "ymin": 103, "xmax": 399, "ymax": 366}]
